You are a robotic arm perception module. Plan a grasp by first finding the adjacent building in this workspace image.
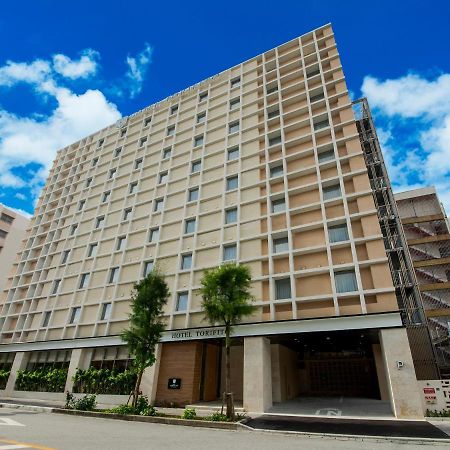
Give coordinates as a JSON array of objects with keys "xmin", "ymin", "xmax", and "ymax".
[{"xmin": 0, "ymin": 23, "xmax": 425, "ymax": 418}]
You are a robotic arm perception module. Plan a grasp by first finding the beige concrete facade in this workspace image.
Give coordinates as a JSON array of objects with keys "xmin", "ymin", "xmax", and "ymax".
[{"xmin": 0, "ymin": 24, "xmax": 423, "ymax": 418}]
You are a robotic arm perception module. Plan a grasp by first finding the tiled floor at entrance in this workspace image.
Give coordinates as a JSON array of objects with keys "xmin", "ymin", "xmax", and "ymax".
[{"xmin": 268, "ymin": 397, "xmax": 393, "ymax": 419}]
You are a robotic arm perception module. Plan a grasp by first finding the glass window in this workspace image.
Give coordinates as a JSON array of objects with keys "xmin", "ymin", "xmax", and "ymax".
[
  {"xmin": 114, "ymin": 147, "xmax": 122, "ymax": 158},
  {"xmin": 88, "ymin": 243, "xmax": 98, "ymax": 257},
  {"xmin": 176, "ymin": 292, "xmax": 188, "ymax": 311},
  {"xmin": 135, "ymin": 158, "xmax": 143, "ymax": 170},
  {"xmin": 149, "ymin": 228, "xmax": 159, "ymax": 242},
  {"xmin": 335, "ymin": 270, "xmax": 358, "ymax": 293},
  {"xmin": 270, "ymin": 165, "xmax": 283, "ymax": 178},
  {"xmin": 167, "ymin": 126, "xmax": 175, "ymax": 136},
  {"xmin": 225, "ymin": 208, "xmax": 237, "ymax": 224},
  {"xmin": 78, "ymin": 200, "xmax": 85, "ymax": 211},
  {"xmin": 185, "ymin": 218, "xmax": 196, "ymax": 234},
  {"xmin": 223, "ymin": 244, "xmax": 237, "ymax": 261},
  {"xmin": 51, "ymin": 279, "xmax": 61, "ymax": 295},
  {"xmin": 273, "ymin": 237, "xmax": 289, "ymax": 253},
  {"xmin": 310, "ymin": 91, "xmax": 324, "ymax": 103},
  {"xmin": 328, "ymin": 224, "xmax": 349, "ymax": 243},
  {"xmin": 197, "ymin": 112, "xmax": 206, "ymax": 124},
  {"xmin": 92, "ymin": 157, "xmax": 99, "ymax": 167},
  {"xmin": 116, "ymin": 236, "xmax": 126, "ymax": 251},
  {"xmin": 191, "ymin": 160, "xmax": 201, "ymax": 173},
  {"xmin": 323, "ymin": 184, "xmax": 341, "ymax": 200},
  {"xmin": 271, "ymin": 198, "xmax": 286, "ymax": 213},
  {"xmin": 188, "ymin": 188, "xmax": 199, "ymax": 202},
  {"xmin": 314, "ymin": 119, "xmax": 329, "ymax": 131},
  {"xmin": 230, "ymin": 98, "xmax": 240, "ymax": 110},
  {"xmin": 42, "ymin": 311, "xmax": 51, "ymax": 327},
  {"xmin": 120, "ymin": 128, "xmax": 127, "ymax": 137},
  {"xmin": 100, "ymin": 303, "xmax": 112, "ymax": 321},
  {"xmin": 159, "ymin": 172, "xmax": 168, "ymax": 184},
  {"xmin": 318, "ymin": 149, "xmax": 335, "ymax": 163},
  {"xmin": 144, "ymin": 261, "xmax": 154, "ymax": 277},
  {"xmin": 109, "ymin": 168, "xmax": 117, "ymax": 179},
  {"xmin": 163, "ymin": 147, "xmax": 171, "ymax": 159},
  {"xmin": 275, "ymin": 278, "xmax": 291, "ymax": 299},
  {"xmin": 69, "ymin": 307, "xmax": 81, "ymax": 324},
  {"xmin": 98, "ymin": 139, "xmax": 104, "ymax": 147},
  {"xmin": 86, "ymin": 177, "xmax": 93, "ymax": 188},
  {"xmin": 154, "ymin": 199, "xmax": 164, "ymax": 212},
  {"xmin": 96, "ymin": 216, "xmax": 105, "ymax": 228},
  {"xmin": 269, "ymin": 135, "xmax": 281, "ymax": 146},
  {"xmin": 199, "ymin": 91, "xmax": 208, "ymax": 102},
  {"xmin": 144, "ymin": 117, "xmax": 151, "ymax": 126},
  {"xmin": 170, "ymin": 105, "xmax": 178, "ymax": 115},
  {"xmin": 307, "ymin": 67, "xmax": 320, "ymax": 78},
  {"xmin": 267, "ymin": 85, "xmax": 278, "ymax": 95},
  {"xmin": 123, "ymin": 208, "xmax": 132, "ymax": 221},
  {"xmin": 226, "ymin": 175, "xmax": 238, "ymax": 191},
  {"xmin": 231, "ymin": 77, "xmax": 240, "ymax": 88},
  {"xmin": 229, "ymin": 121, "xmax": 239, "ymax": 134},
  {"xmin": 109, "ymin": 267, "xmax": 119, "ymax": 284},
  {"xmin": 61, "ymin": 250, "xmax": 70, "ymax": 264},
  {"xmin": 267, "ymin": 109, "xmax": 280, "ymax": 119},
  {"xmin": 227, "ymin": 147, "xmax": 239, "ymax": 161},
  {"xmin": 71, "ymin": 224, "xmax": 78, "ymax": 235},
  {"xmin": 102, "ymin": 191, "xmax": 110, "ymax": 203},
  {"xmin": 194, "ymin": 135, "xmax": 204, "ymax": 147},
  {"xmin": 129, "ymin": 182, "xmax": 138, "ymax": 194},
  {"xmin": 181, "ymin": 254, "xmax": 192, "ymax": 270},
  {"xmin": 79, "ymin": 273, "xmax": 90, "ymax": 289}
]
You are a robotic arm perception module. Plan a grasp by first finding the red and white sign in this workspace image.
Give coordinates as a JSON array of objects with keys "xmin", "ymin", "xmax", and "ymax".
[{"xmin": 423, "ymin": 387, "xmax": 437, "ymax": 404}]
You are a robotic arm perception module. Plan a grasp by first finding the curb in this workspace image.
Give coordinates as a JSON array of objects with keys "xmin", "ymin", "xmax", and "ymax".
[
  {"xmin": 53, "ymin": 408, "xmax": 240, "ymax": 430},
  {"xmin": 0, "ymin": 402, "xmax": 54, "ymax": 413}
]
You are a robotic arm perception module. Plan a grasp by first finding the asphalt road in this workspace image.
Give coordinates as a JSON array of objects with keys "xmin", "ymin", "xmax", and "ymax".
[{"xmin": 0, "ymin": 407, "xmax": 449, "ymax": 450}]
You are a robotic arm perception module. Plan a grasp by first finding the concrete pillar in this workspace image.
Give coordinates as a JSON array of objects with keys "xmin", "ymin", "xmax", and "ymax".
[
  {"xmin": 64, "ymin": 348, "xmax": 90, "ymax": 393},
  {"xmin": 271, "ymin": 344, "xmax": 282, "ymax": 403},
  {"xmin": 243, "ymin": 336, "xmax": 272, "ymax": 413},
  {"xmin": 372, "ymin": 343, "xmax": 389, "ymax": 401},
  {"xmin": 4, "ymin": 352, "xmax": 29, "ymax": 396},
  {"xmin": 141, "ymin": 344, "xmax": 161, "ymax": 404},
  {"xmin": 380, "ymin": 328, "xmax": 423, "ymax": 419}
]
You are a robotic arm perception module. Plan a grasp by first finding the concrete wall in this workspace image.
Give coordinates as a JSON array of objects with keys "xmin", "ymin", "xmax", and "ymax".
[{"xmin": 417, "ymin": 379, "xmax": 450, "ymax": 413}]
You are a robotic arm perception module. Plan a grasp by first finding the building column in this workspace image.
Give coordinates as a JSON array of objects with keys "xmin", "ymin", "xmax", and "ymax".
[
  {"xmin": 271, "ymin": 344, "xmax": 282, "ymax": 403},
  {"xmin": 64, "ymin": 348, "xmax": 91, "ymax": 393},
  {"xmin": 4, "ymin": 352, "xmax": 29, "ymax": 397},
  {"xmin": 141, "ymin": 344, "xmax": 161, "ymax": 404},
  {"xmin": 243, "ymin": 336, "xmax": 272, "ymax": 413},
  {"xmin": 372, "ymin": 343, "xmax": 389, "ymax": 401},
  {"xmin": 380, "ymin": 328, "xmax": 423, "ymax": 419}
]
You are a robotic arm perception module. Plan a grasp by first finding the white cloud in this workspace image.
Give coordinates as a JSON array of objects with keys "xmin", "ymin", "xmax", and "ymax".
[
  {"xmin": 125, "ymin": 44, "xmax": 153, "ymax": 98},
  {"xmin": 0, "ymin": 171, "xmax": 26, "ymax": 188},
  {"xmin": 362, "ymin": 72, "xmax": 450, "ymax": 211},
  {"xmin": 53, "ymin": 49, "xmax": 99, "ymax": 79},
  {"xmin": 14, "ymin": 192, "xmax": 26, "ymax": 201},
  {"xmin": 0, "ymin": 59, "xmax": 51, "ymax": 86}
]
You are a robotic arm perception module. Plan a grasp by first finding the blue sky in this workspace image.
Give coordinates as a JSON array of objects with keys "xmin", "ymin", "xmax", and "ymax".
[{"xmin": 1, "ymin": 0, "xmax": 450, "ymax": 215}]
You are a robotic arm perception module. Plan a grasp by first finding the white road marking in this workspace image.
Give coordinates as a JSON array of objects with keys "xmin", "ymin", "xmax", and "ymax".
[{"xmin": 0, "ymin": 418, "xmax": 25, "ymax": 427}]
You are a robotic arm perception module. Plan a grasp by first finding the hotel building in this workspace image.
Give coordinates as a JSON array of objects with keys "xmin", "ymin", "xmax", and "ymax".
[{"xmin": 0, "ymin": 24, "xmax": 425, "ymax": 418}]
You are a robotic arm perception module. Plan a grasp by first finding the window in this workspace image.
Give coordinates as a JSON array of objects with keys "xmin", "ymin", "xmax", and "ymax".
[
  {"xmin": 194, "ymin": 135, "xmax": 204, "ymax": 147},
  {"xmin": 100, "ymin": 303, "xmax": 112, "ymax": 321},
  {"xmin": 269, "ymin": 135, "xmax": 282, "ymax": 146},
  {"xmin": 69, "ymin": 306, "xmax": 81, "ymax": 324},
  {"xmin": 109, "ymin": 267, "xmax": 119, "ymax": 284},
  {"xmin": 181, "ymin": 254, "xmax": 192, "ymax": 270},
  {"xmin": 170, "ymin": 105, "xmax": 178, "ymax": 115},
  {"xmin": 307, "ymin": 67, "xmax": 320, "ymax": 78},
  {"xmin": 275, "ymin": 278, "xmax": 291, "ymax": 299},
  {"xmin": 149, "ymin": 228, "xmax": 159, "ymax": 242},
  {"xmin": 163, "ymin": 147, "xmax": 171, "ymax": 159},
  {"xmin": 267, "ymin": 108, "xmax": 280, "ymax": 119},
  {"xmin": 230, "ymin": 77, "xmax": 240, "ymax": 88},
  {"xmin": 188, "ymin": 187, "xmax": 199, "ymax": 202},
  {"xmin": 88, "ymin": 243, "xmax": 98, "ymax": 257},
  {"xmin": 144, "ymin": 260, "xmax": 154, "ymax": 277},
  {"xmin": 0, "ymin": 229, "xmax": 6, "ymax": 239},
  {"xmin": 116, "ymin": 236, "xmax": 126, "ymax": 251},
  {"xmin": 230, "ymin": 98, "xmax": 240, "ymax": 110},
  {"xmin": 197, "ymin": 112, "xmax": 206, "ymax": 124},
  {"xmin": 185, "ymin": 218, "xmax": 196, "ymax": 234},
  {"xmin": 79, "ymin": 273, "xmax": 90, "ymax": 289},
  {"xmin": 92, "ymin": 157, "xmax": 99, "ymax": 167},
  {"xmin": 109, "ymin": 168, "xmax": 117, "ymax": 179},
  {"xmin": 323, "ymin": 184, "xmax": 341, "ymax": 200},
  {"xmin": 42, "ymin": 311, "xmax": 51, "ymax": 327},
  {"xmin": 335, "ymin": 270, "xmax": 358, "ymax": 293},
  {"xmin": 70, "ymin": 224, "xmax": 78, "ymax": 235},
  {"xmin": 123, "ymin": 208, "xmax": 132, "ymax": 221},
  {"xmin": 135, "ymin": 158, "xmax": 143, "ymax": 170},
  {"xmin": 270, "ymin": 165, "xmax": 283, "ymax": 178},
  {"xmin": 61, "ymin": 250, "xmax": 70, "ymax": 264},
  {"xmin": 86, "ymin": 177, "xmax": 93, "ymax": 188},
  {"xmin": 159, "ymin": 172, "xmax": 168, "ymax": 184},
  {"xmin": 167, "ymin": 125, "xmax": 175, "ymax": 136},
  {"xmin": 271, "ymin": 198, "xmax": 286, "ymax": 213},
  {"xmin": 0, "ymin": 213, "xmax": 14, "ymax": 224},
  {"xmin": 267, "ymin": 85, "xmax": 278, "ymax": 95},
  {"xmin": 191, "ymin": 160, "xmax": 201, "ymax": 173},
  {"xmin": 227, "ymin": 147, "xmax": 239, "ymax": 161},
  {"xmin": 154, "ymin": 198, "xmax": 164, "ymax": 212},
  {"xmin": 96, "ymin": 216, "xmax": 105, "ymax": 228},
  {"xmin": 225, "ymin": 208, "xmax": 237, "ymax": 224},
  {"xmin": 98, "ymin": 139, "xmax": 104, "ymax": 147},
  {"xmin": 51, "ymin": 279, "xmax": 61, "ymax": 295},
  {"xmin": 226, "ymin": 175, "xmax": 238, "ymax": 191},
  {"xmin": 229, "ymin": 121, "xmax": 239, "ymax": 134},
  {"xmin": 328, "ymin": 224, "xmax": 349, "ymax": 243},
  {"xmin": 273, "ymin": 237, "xmax": 289, "ymax": 253},
  {"xmin": 310, "ymin": 91, "xmax": 325, "ymax": 103},
  {"xmin": 114, "ymin": 147, "xmax": 122, "ymax": 158},
  {"xmin": 78, "ymin": 200, "xmax": 86, "ymax": 211},
  {"xmin": 144, "ymin": 117, "xmax": 152, "ymax": 126},
  {"xmin": 129, "ymin": 182, "xmax": 138, "ymax": 194},
  {"xmin": 223, "ymin": 244, "xmax": 237, "ymax": 261},
  {"xmin": 318, "ymin": 149, "xmax": 335, "ymax": 163},
  {"xmin": 120, "ymin": 128, "xmax": 127, "ymax": 137},
  {"xmin": 314, "ymin": 119, "xmax": 329, "ymax": 131},
  {"xmin": 199, "ymin": 91, "xmax": 208, "ymax": 102},
  {"xmin": 140, "ymin": 136, "xmax": 147, "ymax": 146},
  {"xmin": 102, "ymin": 191, "xmax": 110, "ymax": 203},
  {"xmin": 176, "ymin": 292, "xmax": 188, "ymax": 311}
]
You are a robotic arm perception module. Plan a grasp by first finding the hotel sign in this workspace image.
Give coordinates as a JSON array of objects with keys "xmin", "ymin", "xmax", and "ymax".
[{"xmin": 167, "ymin": 326, "xmax": 227, "ymax": 342}]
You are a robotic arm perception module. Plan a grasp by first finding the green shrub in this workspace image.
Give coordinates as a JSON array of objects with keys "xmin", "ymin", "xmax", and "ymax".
[
  {"xmin": 16, "ymin": 368, "xmax": 67, "ymax": 392},
  {"xmin": 182, "ymin": 408, "xmax": 197, "ymax": 420},
  {"xmin": 0, "ymin": 369, "xmax": 10, "ymax": 390},
  {"xmin": 73, "ymin": 367, "xmax": 136, "ymax": 395},
  {"xmin": 65, "ymin": 392, "xmax": 97, "ymax": 411},
  {"xmin": 107, "ymin": 395, "xmax": 156, "ymax": 416},
  {"xmin": 426, "ymin": 409, "xmax": 450, "ymax": 417},
  {"xmin": 209, "ymin": 412, "xmax": 228, "ymax": 422},
  {"xmin": 108, "ymin": 404, "xmax": 137, "ymax": 415}
]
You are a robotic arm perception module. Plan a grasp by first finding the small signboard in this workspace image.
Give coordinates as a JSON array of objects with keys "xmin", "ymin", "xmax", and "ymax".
[
  {"xmin": 168, "ymin": 378, "xmax": 181, "ymax": 389},
  {"xmin": 423, "ymin": 387, "xmax": 437, "ymax": 404}
]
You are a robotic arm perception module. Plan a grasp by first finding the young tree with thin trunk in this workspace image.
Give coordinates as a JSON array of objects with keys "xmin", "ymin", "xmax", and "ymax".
[
  {"xmin": 200, "ymin": 263, "xmax": 255, "ymax": 419},
  {"xmin": 121, "ymin": 269, "xmax": 169, "ymax": 408}
]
